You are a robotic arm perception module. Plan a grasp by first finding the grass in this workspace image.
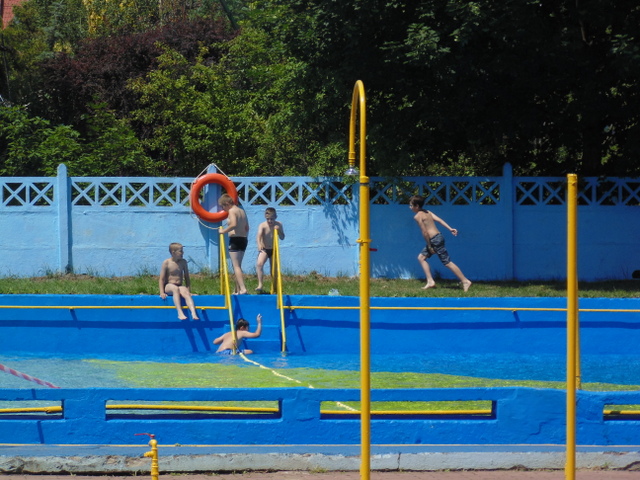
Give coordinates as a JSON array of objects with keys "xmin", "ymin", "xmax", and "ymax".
[{"xmin": 0, "ymin": 272, "xmax": 638, "ymax": 297}]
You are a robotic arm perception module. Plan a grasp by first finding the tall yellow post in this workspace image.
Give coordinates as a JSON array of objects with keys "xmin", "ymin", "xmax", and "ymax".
[
  {"xmin": 273, "ymin": 232, "xmax": 287, "ymax": 352},
  {"xmin": 220, "ymin": 231, "xmax": 237, "ymax": 353},
  {"xmin": 346, "ymin": 80, "xmax": 371, "ymax": 480},
  {"xmin": 565, "ymin": 173, "xmax": 578, "ymax": 480}
]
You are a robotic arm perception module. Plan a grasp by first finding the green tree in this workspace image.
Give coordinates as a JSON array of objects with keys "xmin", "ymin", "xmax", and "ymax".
[
  {"xmin": 0, "ymin": 103, "xmax": 155, "ymax": 176},
  {"xmin": 0, "ymin": 105, "xmax": 83, "ymax": 175}
]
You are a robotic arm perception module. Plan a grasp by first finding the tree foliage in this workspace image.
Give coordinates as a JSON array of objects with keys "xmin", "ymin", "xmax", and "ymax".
[{"xmin": 1, "ymin": 0, "xmax": 640, "ymax": 177}]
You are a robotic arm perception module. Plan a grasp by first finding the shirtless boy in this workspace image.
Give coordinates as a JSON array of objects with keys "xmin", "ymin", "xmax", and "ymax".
[
  {"xmin": 159, "ymin": 242, "xmax": 199, "ymax": 320},
  {"xmin": 255, "ymin": 207, "xmax": 285, "ymax": 293},
  {"xmin": 218, "ymin": 194, "xmax": 250, "ymax": 294},
  {"xmin": 409, "ymin": 195, "xmax": 472, "ymax": 292},
  {"xmin": 214, "ymin": 314, "xmax": 263, "ymax": 354}
]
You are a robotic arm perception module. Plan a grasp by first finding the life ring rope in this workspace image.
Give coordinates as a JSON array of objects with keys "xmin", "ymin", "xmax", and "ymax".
[{"xmin": 189, "ymin": 164, "xmax": 239, "ymax": 223}]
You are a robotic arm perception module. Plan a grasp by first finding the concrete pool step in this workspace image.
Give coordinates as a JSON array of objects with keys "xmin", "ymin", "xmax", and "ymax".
[{"xmin": 242, "ymin": 337, "xmax": 282, "ymax": 352}]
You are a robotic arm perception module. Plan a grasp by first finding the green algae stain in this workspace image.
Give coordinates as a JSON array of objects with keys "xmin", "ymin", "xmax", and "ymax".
[
  {"xmin": 84, "ymin": 359, "xmax": 640, "ymax": 412},
  {"xmin": 86, "ymin": 359, "xmax": 640, "ymax": 392}
]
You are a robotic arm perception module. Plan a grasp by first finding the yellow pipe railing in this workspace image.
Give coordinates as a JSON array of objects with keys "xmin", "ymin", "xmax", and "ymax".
[
  {"xmin": 0, "ymin": 405, "xmax": 488, "ymax": 415},
  {"xmin": 0, "ymin": 304, "xmax": 636, "ymax": 313},
  {"xmin": 0, "ymin": 305, "xmax": 227, "ymax": 310},
  {"xmin": 219, "ymin": 231, "xmax": 238, "ymax": 353},
  {"xmin": 280, "ymin": 305, "xmax": 640, "ymax": 313},
  {"xmin": 272, "ymin": 231, "xmax": 287, "ymax": 352},
  {"xmin": 565, "ymin": 173, "xmax": 578, "ymax": 480},
  {"xmin": 4, "ymin": 404, "xmax": 639, "ymax": 416},
  {"xmin": 346, "ymin": 79, "xmax": 371, "ymax": 480}
]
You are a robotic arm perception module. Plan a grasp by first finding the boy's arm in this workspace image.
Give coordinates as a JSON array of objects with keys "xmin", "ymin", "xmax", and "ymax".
[
  {"xmin": 159, "ymin": 260, "xmax": 168, "ymax": 298},
  {"xmin": 276, "ymin": 222, "xmax": 285, "ymax": 239},
  {"xmin": 431, "ymin": 212, "xmax": 458, "ymax": 236},
  {"xmin": 243, "ymin": 314, "xmax": 263, "ymax": 339},
  {"xmin": 256, "ymin": 223, "xmax": 266, "ymax": 250}
]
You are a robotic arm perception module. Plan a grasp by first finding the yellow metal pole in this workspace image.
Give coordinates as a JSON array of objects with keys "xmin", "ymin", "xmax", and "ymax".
[
  {"xmin": 273, "ymin": 232, "xmax": 287, "ymax": 352},
  {"xmin": 220, "ymin": 231, "xmax": 237, "ymax": 353},
  {"xmin": 565, "ymin": 173, "xmax": 578, "ymax": 480},
  {"xmin": 348, "ymin": 79, "xmax": 370, "ymax": 480}
]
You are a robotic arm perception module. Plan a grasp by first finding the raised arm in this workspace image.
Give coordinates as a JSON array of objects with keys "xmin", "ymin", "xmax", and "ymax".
[{"xmin": 242, "ymin": 314, "xmax": 263, "ymax": 339}]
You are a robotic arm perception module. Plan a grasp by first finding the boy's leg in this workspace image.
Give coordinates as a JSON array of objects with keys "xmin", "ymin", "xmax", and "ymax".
[
  {"xmin": 256, "ymin": 250, "xmax": 268, "ymax": 291},
  {"xmin": 178, "ymin": 286, "xmax": 199, "ymax": 320},
  {"xmin": 445, "ymin": 261, "xmax": 472, "ymax": 292},
  {"xmin": 417, "ymin": 254, "xmax": 436, "ymax": 289},
  {"xmin": 164, "ymin": 284, "xmax": 187, "ymax": 320},
  {"xmin": 230, "ymin": 251, "xmax": 247, "ymax": 294}
]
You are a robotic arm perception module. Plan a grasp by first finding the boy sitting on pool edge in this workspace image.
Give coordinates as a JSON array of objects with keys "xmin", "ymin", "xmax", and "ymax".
[{"xmin": 214, "ymin": 314, "xmax": 262, "ymax": 354}]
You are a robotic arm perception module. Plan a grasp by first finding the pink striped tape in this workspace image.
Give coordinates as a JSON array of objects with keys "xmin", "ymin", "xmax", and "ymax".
[{"xmin": 0, "ymin": 363, "xmax": 60, "ymax": 388}]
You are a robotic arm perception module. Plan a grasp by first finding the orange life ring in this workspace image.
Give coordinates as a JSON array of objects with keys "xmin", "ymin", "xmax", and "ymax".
[{"xmin": 190, "ymin": 173, "xmax": 239, "ymax": 223}]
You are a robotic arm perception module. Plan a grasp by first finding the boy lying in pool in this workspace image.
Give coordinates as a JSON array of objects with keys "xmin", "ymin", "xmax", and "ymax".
[{"xmin": 214, "ymin": 314, "xmax": 262, "ymax": 354}]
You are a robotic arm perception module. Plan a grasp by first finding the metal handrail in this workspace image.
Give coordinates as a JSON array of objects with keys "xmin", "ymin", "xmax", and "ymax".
[
  {"xmin": 219, "ymin": 231, "xmax": 237, "ymax": 353},
  {"xmin": 272, "ymin": 232, "xmax": 287, "ymax": 352}
]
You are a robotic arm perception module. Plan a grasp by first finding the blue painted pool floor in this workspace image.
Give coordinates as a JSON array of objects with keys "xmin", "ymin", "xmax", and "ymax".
[{"xmin": 2, "ymin": 352, "xmax": 640, "ymax": 389}]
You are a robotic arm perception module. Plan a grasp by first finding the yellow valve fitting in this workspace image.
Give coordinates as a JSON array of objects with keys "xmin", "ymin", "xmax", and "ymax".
[{"xmin": 136, "ymin": 433, "xmax": 159, "ymax": 480}]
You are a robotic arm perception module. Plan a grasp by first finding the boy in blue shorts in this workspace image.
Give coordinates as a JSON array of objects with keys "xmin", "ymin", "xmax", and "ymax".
[{"xmin": 214, "ymin": 314, "xmax": 262, "ymax": 354}]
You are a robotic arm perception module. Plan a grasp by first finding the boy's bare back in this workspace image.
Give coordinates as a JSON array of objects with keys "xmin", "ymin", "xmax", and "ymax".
[{"xmin": 226, "ymin": 205, "xmax": 249, "ymax": 237}]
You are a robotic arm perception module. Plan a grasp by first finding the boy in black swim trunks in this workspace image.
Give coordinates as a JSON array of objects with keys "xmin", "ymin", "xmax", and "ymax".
[
  {"xmin": 159, "ymin": 242, "xmax": 199, "ymax": 320},
  {"xmin": 219, "ymin": 194, "xmax": 249, "ymax": 294},
  {"xmin": 255, "ymin": 207, "xmax": 285, "ymax": 293},
  {"xmin": 409, "ymin": 195, "xmax": 472, "ymax": 292}
]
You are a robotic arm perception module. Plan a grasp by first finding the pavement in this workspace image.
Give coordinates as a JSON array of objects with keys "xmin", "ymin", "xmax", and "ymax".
[
  {"xmin": 3, "ymin": 444, "xmax": 640, "ymax": 478},
  {"xmin": 3, "ymin": 472, "xmax": 640, "ymax": 480}
]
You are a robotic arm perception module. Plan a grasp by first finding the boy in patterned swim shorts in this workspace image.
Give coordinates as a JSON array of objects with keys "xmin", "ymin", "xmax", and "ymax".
[{"xmin": 409, "ymin": 195, "xmax": 472, "ymax": 292}]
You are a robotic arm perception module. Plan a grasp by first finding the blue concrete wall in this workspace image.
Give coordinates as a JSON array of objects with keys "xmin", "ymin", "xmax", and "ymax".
[
  {"xmin": 2, "ymin": 294, "xmax": 640, "ymax": 356},
  {"xmin": 5, "ymin": 386, "xmax": 637, "ymax": 446},
  {"xmin": 1, "ymin": 294, "xmax": 640, "ymax": 446},
  {"xmin": 2, "ymin": 164, "xmax": 639, "ymax": 280}
]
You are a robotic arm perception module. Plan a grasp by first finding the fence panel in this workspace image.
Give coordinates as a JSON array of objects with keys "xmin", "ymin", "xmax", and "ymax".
[{"xmin": 1, "ymin": 164, "xmax": 639, "ymax": 280}]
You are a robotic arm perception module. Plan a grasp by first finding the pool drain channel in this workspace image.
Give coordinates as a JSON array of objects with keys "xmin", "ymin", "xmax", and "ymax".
[{"xmin": 239, "ymin": 353, "xmax": 357, "ymax": 412}]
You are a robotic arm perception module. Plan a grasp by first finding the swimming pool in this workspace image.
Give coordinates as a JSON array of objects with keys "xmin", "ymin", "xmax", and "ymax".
[
  {"xmin": 3, "ymin": 351, "xmax": 640, "ymax": 390},
  {"xmin": 2, "ymin": 294, "xmax": 640, "ymax": 448}
]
